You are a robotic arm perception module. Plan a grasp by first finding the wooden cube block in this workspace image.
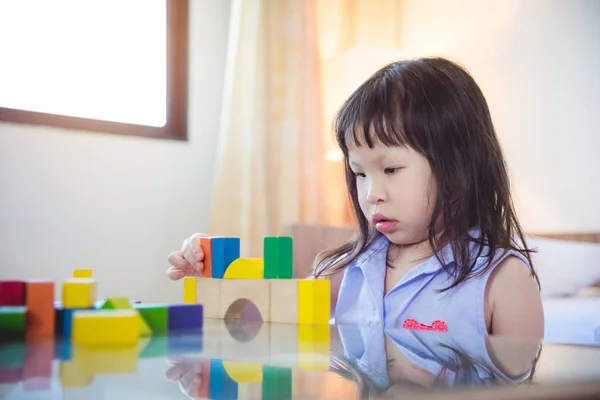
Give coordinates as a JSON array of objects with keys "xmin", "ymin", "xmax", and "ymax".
[
  {"xmin": 262, "ymin": 366, "xmax": 292, "ymax": 399},
  {"xmin": 195, "ymin": 278, "xmax": 221, "ymax": 319},
  {"xmin": 200, "ymin": 237, "xmax": 213, "ymax": 278},
  {"xmin": 269, "ymin": 279, "xmax": 298, "ymax": 324},
  {"xmin": 219, "ymin": 279, "xmax": 270, "ymax": 321},
  {"xmin": 72, "ymin": 309, "xmax": 140, "ymax": 347},
  {"xmin": 72, "ymin": 269, "xmax": 92, "ymax": 278},
  {"xmin": 264, "ymin": 236, "xmax": 293, "ymax": 279},
  {"xmin": 168, "ymin": 304, "xmax": 203, "ymax": 331},
  {"xmin": 224, "ymin": 237, "xmax": 240, "ymax": 269},
  {"xmin": 211, "ymin": 238, "xmax": 227, "ymax": 278},
  {"xmin": 25, "ymin": 280, "xmax": 55, "ymax": 338},
  {"xmin": 0, "ymin": 281, "xmax": 25, "ymax": 306},
  {"xmin": 63, "ymin": 278, "xmax": 97, "ymax": 308},
  {"xmin": 0, "ymin": 306, "xmax": 26, "ymax": 338},
  {"xmin": 298, "ymin": 279, "xmax": 330, "ymax": 325},
  {"xmin": 134, "ymin": 303, "xmax": 168, "ymax": 334},
  {"xmin": 101, "ymin": 297, "xmax": 152, "ymax": 337},
  {"xmin": 184, "ymin": 277, "xmax": 196, "ymax": 304}
]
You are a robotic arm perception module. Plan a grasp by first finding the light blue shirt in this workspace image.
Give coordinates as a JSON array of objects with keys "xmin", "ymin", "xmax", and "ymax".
[{"xmin": 333, "ymin": 233, "xmax": 530, "ymax": 336}]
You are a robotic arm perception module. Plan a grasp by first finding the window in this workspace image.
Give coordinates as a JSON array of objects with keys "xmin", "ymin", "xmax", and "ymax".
[{"xmin": 0, "ymin": 0, "xmax": 189, "ymax": 140}]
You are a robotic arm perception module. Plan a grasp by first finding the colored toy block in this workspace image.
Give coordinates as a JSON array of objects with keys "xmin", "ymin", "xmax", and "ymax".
[
  {"xmin": 0, "ymin": 342, "xmax": 25, "ymax": 368},
  {"xmin": 298, "ymin": 279, "xmax": 330, "ymax": 325},
  {"xmin": 57, "ymin": 308, "xmax": 85, "ymax": 338},
  {"xmin": 264, "ymin": 237, "xmax": 279, "ymax": 279},
  {"xmin": 168, "ymin": 304, "xmax": 203, "ymax": 331},
  {"xmin": 72, "ymin": 309, "xmax": 140, "ymax": 347},
  {"xmin": 218, "ymin": 279, "xmax": 270, "ymax": 321},
  {"xmin": 0, "ymin": 367, "xmax": 20, "ymax": 383},
  {"xmin": 22, "ymin": 338, "xmax": 53, "ymax": 390},
  {"xmin": 209, "ymin": 359, "xmax": 238, "ymax": 400},
  {"xmin": 298, "ymin": 324, "xmax": 330, "ymax": 371},
  {"xmin": 211, "ymin": 237, "xmax": 227, "ymax": 278},
  {"xmin": 264, "ymin": 236, "xmax": 293, "ymax": 279},
  {"xmin": 0, "ymin": 306, "xmax": 26, "ymax": 337},
  {"xmin": 262, "ymin": 366, "xmax": 292, "ymax": 400},
  {"xmin": 270, "ymin": 279, "xmax": 298, "ymax": 324},
  {"xmin": 74, "ymin": 346, "xmax": 138, "ymax": 374},
  {"xmin": 72, "ymin": 269, "xmax": 92, "ymax": 278},
  {"xmin": 25, "ymin": 280, "xmax": 55, "ymax": 338},
  {"xmin": 62, "ymin": 278, "xmax": 97, "ymax": 308},
  {"xmin": 134, "ymin": 303, "xmax": 168, "ymax": 333},
  {"xmin": 224, "ymin": 237, "xmax": 240, "ymax": 268},
  {"xmin": 223, "ymin": 258, "xmax": 264, "ymax": 279},
  {"xmin": 0, "ymin": 281, "xmax": 25, "ymax": 306},
  {"xmin": 223, "ymin": 361, "xmax": 262, "ymax": 383},
  {"xmin": 195, "ymin": 278, "xmax": 222, "ymax": 319},
  {"xmin": 200, "ymin": 237, "xmax": 213, "ymax": 278},
  {"xmin": 184, "ymin": 277, "xmax": 196, "ymax": 304},
  {"xmin": 101, "ymin": 297, "xmax": 152, "ymax": 337}
]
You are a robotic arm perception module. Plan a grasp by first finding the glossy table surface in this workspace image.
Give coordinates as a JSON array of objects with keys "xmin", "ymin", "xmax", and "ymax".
[{"xmin": 1, "ymin": 318, "xmax": 600, "ymax": 400}]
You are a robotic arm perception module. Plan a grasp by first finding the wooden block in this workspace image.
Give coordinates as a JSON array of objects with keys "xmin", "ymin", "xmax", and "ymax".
[
  {"xmin": 269, "ymin": 279, "xmax": 298, "ymax": 324},
  {"xmin": 238, "ymin": 382, "xmax": 264, "ymax": 399},
  {"xmin": 168, "ymin": 304, "xmax": 203, "ymax": 331},
  {"xmin": 0, "ymin": 281, "xmax": 25, "ymax": 306},
  {"xmin": 298, "ymin": 279, "xmax": 330, "ymax": 325},
  {"xmin": 211, "ymin": 238, "xmax": 227, "ymax": 278},
  {"xmin": 278, "ymin": 236, "xmax": 293, "ymax": 279},
  {"xmin": 224, "ymin": 237, "xmax": 241, "ymax": 271},
  {"xmin": 219, "ymin": 279, "xmax": 270, "ymax": 321},
  {"xmin": 101, "ymin": 297, "xmax": 152, "ymax": 337},
  {"xmin": 298, "ymin": 324, "xmax": 330, "ymax": 371},
  {"xmin": 63, "ymin": 278, "xmax": 97, "ymax": 308},
  {"xmin": 223, "ymin": 361, "xmax": 263, "ymax": 383},
  {"xmin": 262, "ymin": 366, "xmax": 292, "ymax": 400},
  {"xmin": 200, "ymin": 237, "xmax": 213, "ymax": 278},
  {"xmin": 72, "ymin": 309, "xmax": 140, "ymax": 347},
  {"xmin": 184, "ymin": 277, "xmax": 196, "ymax": 304},
  {"xmin": 224, "ymin": 258, "xmax": 264, "ymax": 279},
  {"xmin": 0, "ymin": 306, "xmax": 26, "ymax": 338},
  {"xmin": 209, "ymin": 359, "xmax": 238, "ymax": 400},
  {"xmin": 25, "ymin": 280, "xmax": 55, "ymax": 338},
  {"xmin": 264, "ymin": 237, "xmax": 279, "ymax": 279},
  {"xmin": 196, "ymin": 278, "xmax": 221, "ymax": 319},
  {"xmin": 72, "ymin": 269, "xmax": 92, "ymax": 278},
  {"xmin": 134, "ymin": 303, "xmax": 168, "ymax": 333},
  {"xmin": 22, "ymin": 337, "xmax": 53, "ymax": 390}
]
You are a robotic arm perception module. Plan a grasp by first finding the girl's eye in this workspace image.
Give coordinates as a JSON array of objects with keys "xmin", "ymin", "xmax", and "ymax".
[
  {"xmin": 354, "ymin": 172, "xmax": 366, "ymax": 179},
  {"xmin": 385, "ymin": 167, "xmax": 401, "ymax": 174}
]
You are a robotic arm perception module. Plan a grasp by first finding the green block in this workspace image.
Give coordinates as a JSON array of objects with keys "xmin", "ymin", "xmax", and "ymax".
[
  {"xmin": 139, "ymin": 335, "xmax": 168, "ymax": 358},
  {"xmin": 264, "ymin": 237, "xmax": 280, "ymax": 279},
  {"xmin": 0, "ymin": 342, "xmax": 26, "ymax": 367},
  {"xmin": 262, "ymin": 366, "xmax": 292, "ymax": 400},
  {"xmin": 278, "ymin": 236, "xmax": 293, "ymax": 279},
  {"xmin": 134, "ymin": 304, "xmax": 168, "ymax": 334},
  {"xmin": 101, "ymin": 297, "xmax": 152, "ymax": 336},
  {"xmin": 0, "ymin": 306, "xmax": 26, "ymax": 337}
]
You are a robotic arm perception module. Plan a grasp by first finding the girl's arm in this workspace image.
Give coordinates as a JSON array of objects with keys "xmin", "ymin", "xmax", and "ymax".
[{"xmin": 485, "ymin": 256, "xmax": 545, "ymax": 339}]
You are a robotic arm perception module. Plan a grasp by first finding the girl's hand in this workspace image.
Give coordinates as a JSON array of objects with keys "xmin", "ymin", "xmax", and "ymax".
[{"xmin": 167, "ymin": 233, "xmax": 210, "ymax": 281}]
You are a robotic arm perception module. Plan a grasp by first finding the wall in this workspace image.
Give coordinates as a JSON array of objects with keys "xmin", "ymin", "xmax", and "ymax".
[
  {"xmin": 0, "ymin": 0, "xmax": 231, "ymax": 303},
  {"xmin": 399, "ymin": 0, "xmax": 600, "ymax": 233}
]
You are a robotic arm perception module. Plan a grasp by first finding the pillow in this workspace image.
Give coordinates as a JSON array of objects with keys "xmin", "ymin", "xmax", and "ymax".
[{"xmin": 525, "ymin": 236, "xmax": 600, "ymax": 298}]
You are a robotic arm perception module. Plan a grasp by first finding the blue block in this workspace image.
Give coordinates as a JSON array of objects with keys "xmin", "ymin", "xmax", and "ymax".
[
  {"xmin": 209, "ymin": 359, "xmax": 238, "ymax": 400},
  {"xmin": 224, "ymin": 238, "xmax": 240, "ymax": 271},
  {"xmin": 211, "ymin": 238, "xmax": 226, "ymax": 278},
  {"xmin": 168, "ymin": 304, "xmax": 203, "ymax": 331},
  {"xmin": 56, "ymin": 307, "xmax": 87, "ymax": 338}
]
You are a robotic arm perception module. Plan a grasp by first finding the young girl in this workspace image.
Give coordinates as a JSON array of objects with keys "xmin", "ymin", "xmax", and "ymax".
[{"xmin": 167, "ymin": 57, "xmax": 544, "ymax": 339}]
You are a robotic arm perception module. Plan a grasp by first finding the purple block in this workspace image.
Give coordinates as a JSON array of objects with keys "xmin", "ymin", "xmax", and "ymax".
[{"xmin": 168, "ymin": 304, "xmax": 203, "ymax": 331}]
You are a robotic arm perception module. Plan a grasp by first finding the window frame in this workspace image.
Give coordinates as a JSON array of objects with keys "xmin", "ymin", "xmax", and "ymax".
[{"xmin": 0, "ymin": 0, "xmax": 189, "ymax": 141}]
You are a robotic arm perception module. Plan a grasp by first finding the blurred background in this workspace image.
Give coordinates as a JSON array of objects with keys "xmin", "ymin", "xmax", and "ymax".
[{"xmin": 0, "ymin": 0, "xmax": 598, "ymax": 303}]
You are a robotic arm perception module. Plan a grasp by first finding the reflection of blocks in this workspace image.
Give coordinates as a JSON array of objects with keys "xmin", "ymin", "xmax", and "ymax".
[
  {"xmin": 298, "ymin": 324, "xmax": 330, "ymax": 371},
  {"xmin": 219, "ymin": 319, "xmax": 270, "ymax": 360}
]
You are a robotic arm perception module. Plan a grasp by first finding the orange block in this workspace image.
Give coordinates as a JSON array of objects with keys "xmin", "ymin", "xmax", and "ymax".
[
  {"xmin": 200, "ymin": 237, "xmax": 213, "ymax": 278},
  {"xmin": 25, "ymin": 281, "xmax": 55, "ymax": 338}
]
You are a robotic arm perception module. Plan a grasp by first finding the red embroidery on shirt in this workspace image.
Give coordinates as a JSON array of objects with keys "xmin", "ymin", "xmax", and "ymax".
[{"xmin": 403, "ymin": 318, "xmax": 448, "ymax": 332}]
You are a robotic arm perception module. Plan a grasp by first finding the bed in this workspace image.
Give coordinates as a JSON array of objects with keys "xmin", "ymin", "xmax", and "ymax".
[{"xmin": 285, "ymin": 224, "xmax": 600, "ymax": 347}]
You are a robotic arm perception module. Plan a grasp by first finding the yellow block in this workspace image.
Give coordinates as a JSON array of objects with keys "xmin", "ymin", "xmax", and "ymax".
[
  {"xmin": 223, "ymin": 258, "xmax": 264, "ymax": 279},
  {"xmin": 102, "ymin": 297, "xmax": 152, "ymax": 337},
  {"xmin": 184, "ymin": 277, "xmax": 197, "ymax": 303},
  {"xmin": 223, "ymin": 361, "xmax": 263, "ymax": 383},
  {"xmin": 298, "ymin": 279, "xmax": 330, "ymax": 325},
  {"xmin": 72, "ymin": 310, "xmax": 140, "ymax": 348},
  {"xmin": 63, "ymin": 278, "xmax": 97, "ymax": 308},
  {"xmin": 298, "ymin": 324, "xmax": 330, "ymax": 371},
  {"xmin": 73, "ymin": 269, "xmax": 93, "ymax": 278}
]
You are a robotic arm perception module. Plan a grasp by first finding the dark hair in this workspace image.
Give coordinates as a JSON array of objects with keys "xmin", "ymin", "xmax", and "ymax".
[{"xmin": 313, "ymin": 57, "xmax": 539, "ymax": 291}]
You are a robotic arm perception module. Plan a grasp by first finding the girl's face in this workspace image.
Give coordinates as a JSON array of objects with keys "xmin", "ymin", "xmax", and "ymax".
[{"xmin": 347, "ymin": 139, "xmax": 436, "ymax": 247}]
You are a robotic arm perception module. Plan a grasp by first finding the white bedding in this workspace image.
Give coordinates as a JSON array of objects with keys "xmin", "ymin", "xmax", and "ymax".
[{"xmin": 542, "ymin": 296, "xmax": 600, "ymax": 346}]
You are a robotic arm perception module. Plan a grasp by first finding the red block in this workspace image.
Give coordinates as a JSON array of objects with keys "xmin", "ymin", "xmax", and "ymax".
[
  {"xmin": 25, "ymin": 281, "xmax": 55, "ymax": 338},
  {"xmin": 0, "ymin": 281, "xmax": 25, "ymax": 306}
]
